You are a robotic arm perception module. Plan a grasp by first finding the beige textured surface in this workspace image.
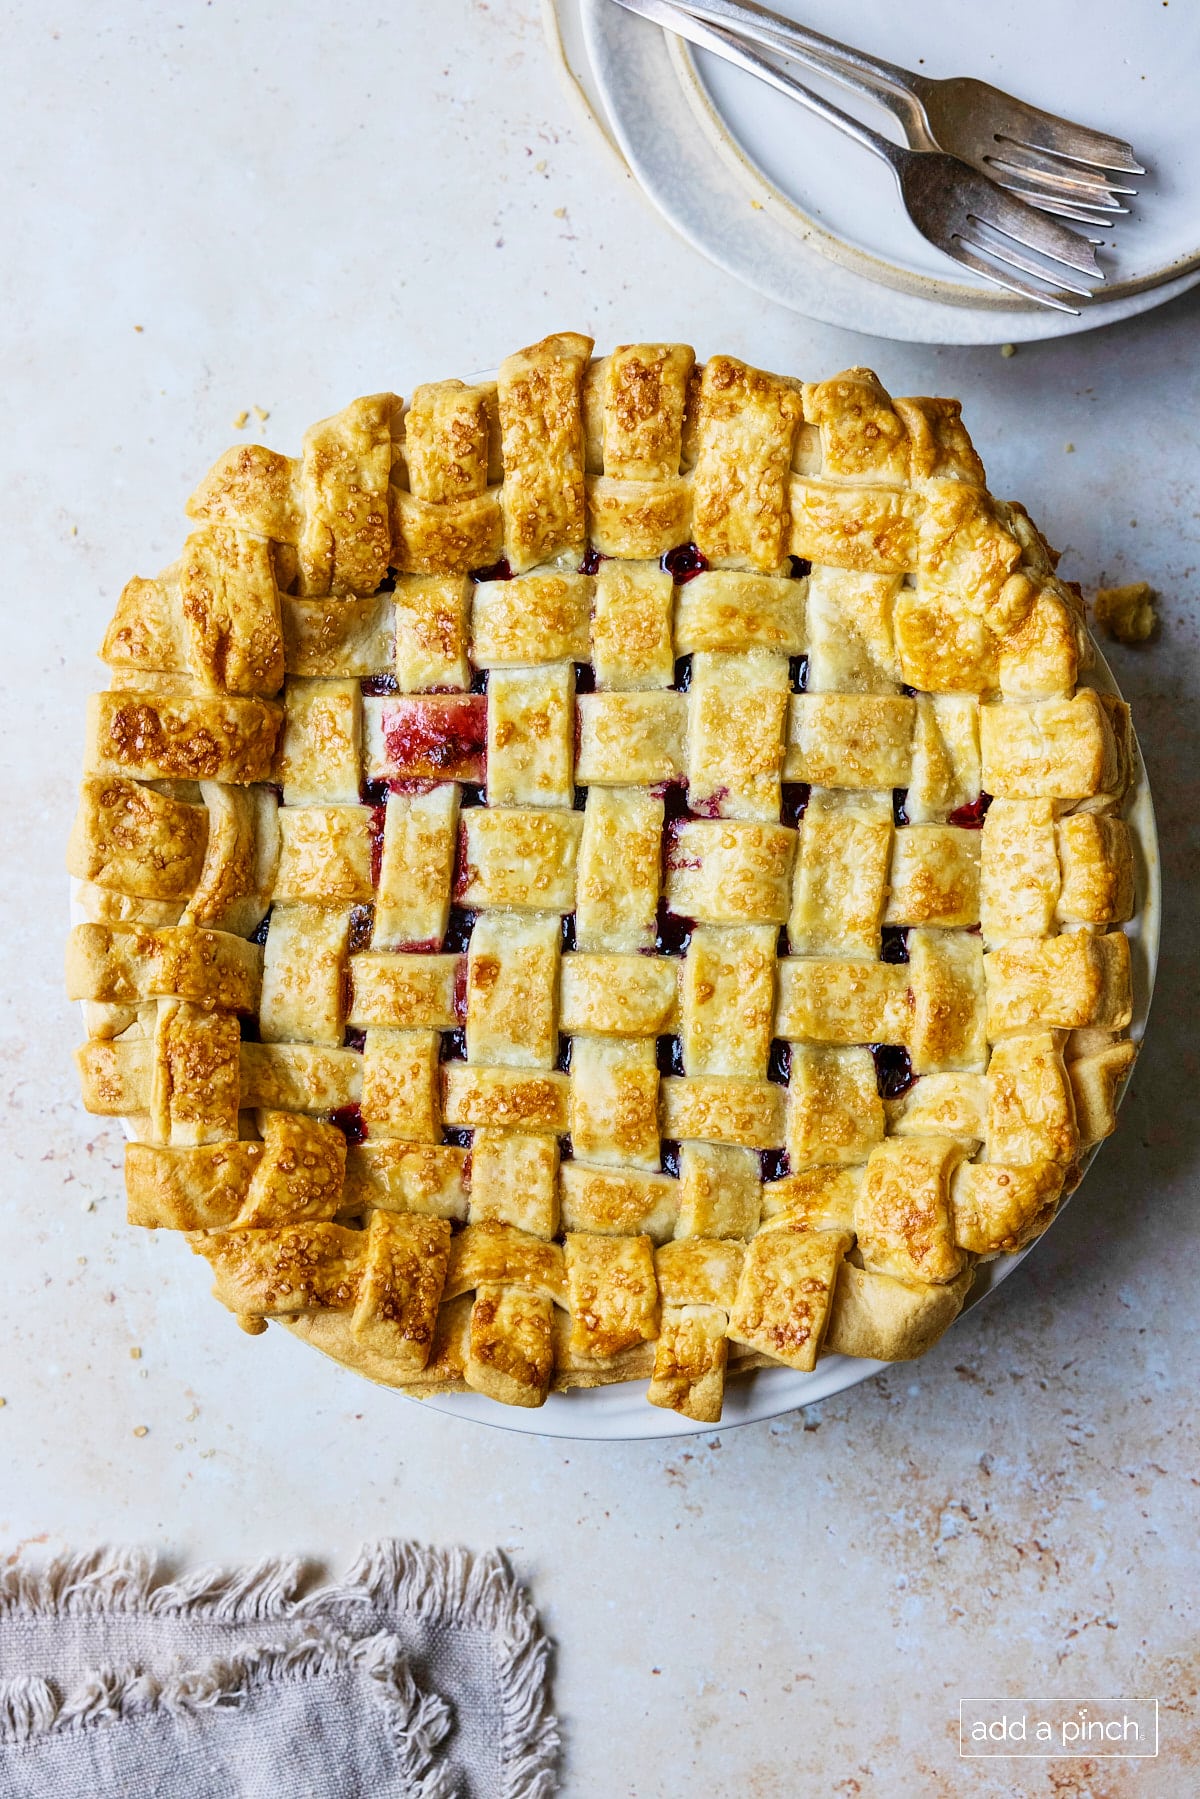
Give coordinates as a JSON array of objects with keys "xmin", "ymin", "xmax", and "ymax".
[{"xmin": 3, "ymin": 2, "xmax": 1198, "ymax": 1791}]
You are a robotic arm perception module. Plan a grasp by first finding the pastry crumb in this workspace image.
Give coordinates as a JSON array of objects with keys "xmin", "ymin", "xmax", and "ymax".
[
  {"xmin": 129, "ymin": 1346, "xmax": 142, "ymax": 1360},
  {"xmin": 553, "ymin": 207, "xmax": 566, "ymax": 219},
  {"xmin": 133, "ymin": 1425, "xmax": 149, "ymax": 1438},
  {"xmin": 1000, "ymin": 343, "xmax": 1016, "ymax": 357},
  {"xmin": 253, "ymin": 405, "xmax": 269, "ymax": 423},
  {"xmin": 70, "ymin": 524, "xmax": 78, "ymax": 536},
  {"xmin": 1065, "ymin": 442, "xmax": 1075, "ymax": 453},
  {"xmin": 133, "ymin": 324, "xmax": 143, "ymax": 333},
  {"xmin": 0, "ymin": 1398, "xmax": 7, "ymax": 1409},
  {"xmin": 233, "ymin": 409, "xmax": 249, "ymax": 429},
  {"xmin": 1094, "ymin": 581, "xmax": 1157, "ymax": 644}
]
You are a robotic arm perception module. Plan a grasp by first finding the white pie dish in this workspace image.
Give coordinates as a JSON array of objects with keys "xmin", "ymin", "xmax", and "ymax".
[
  {"xmin": 72, "ymin": 641, "xmax": 1158, "ymax": 1442},
  {"xmin": 548, "ymin": 0, "xmax": 1200, "ymax": 343}
]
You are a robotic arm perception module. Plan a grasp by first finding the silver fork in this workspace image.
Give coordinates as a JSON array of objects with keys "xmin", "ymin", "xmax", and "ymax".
[
  {"xmin": 609, "ymin": 0, "xmax": 1103, "ymax": 311},
  {"xmin": 659, "ymin": 0, "xmax": 1144, "ymax": 227}
]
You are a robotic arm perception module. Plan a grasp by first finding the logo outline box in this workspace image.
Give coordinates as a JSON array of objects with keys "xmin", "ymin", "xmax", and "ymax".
[{"xmin": 958, "ymin": 1697, "xmax": 1159, "ymax": 1759}]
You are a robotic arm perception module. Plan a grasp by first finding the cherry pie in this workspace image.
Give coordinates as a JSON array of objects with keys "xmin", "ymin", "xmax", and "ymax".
[{"xmin": 68, "ymin": 334, "xmax": 1142, "ymax": 1422}]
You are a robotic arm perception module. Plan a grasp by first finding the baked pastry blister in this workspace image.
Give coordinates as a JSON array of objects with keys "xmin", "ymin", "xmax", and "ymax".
[{"xmin": 67, "ymin": 334, "xmax": 1150, "ymax": 1426}]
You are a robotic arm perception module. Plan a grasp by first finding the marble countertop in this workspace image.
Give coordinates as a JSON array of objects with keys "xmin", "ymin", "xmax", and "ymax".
[{"xmin": 3, "ymin": 3, "xmax": 1197, "ymax": 1791}]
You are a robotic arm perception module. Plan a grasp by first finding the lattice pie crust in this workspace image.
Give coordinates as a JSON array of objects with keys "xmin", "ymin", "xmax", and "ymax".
[{"xmin": 67, "ymin": 334, "xmax": 1141, "ymax": 1422}]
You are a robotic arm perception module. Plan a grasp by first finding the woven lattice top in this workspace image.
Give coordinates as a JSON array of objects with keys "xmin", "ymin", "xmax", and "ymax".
[{"xmin": 67, "ymin": 333, "xmax": 1140, "ymax": 1421}]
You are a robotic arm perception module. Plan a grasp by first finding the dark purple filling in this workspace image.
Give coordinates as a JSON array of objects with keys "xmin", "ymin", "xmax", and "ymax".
[
  {"xmin": 470, "ymin": 556, "xmax": 513, "ymax": 583},
  {"xmin": 656, "ymin": 1035, "xmax": 685, "ymax": 1078},
  {"xmin": 573, "ymin": 662, "xmax": 596, "ymax": 694},
  {"xmin": 579, "ymin": 548, "xmax": 605, "ymax": 576},
  {"xmin": 759, "ymin": 1149, "xmax": 791, "ymax": 1183},
  {"xmin": 781, "ymin": 783, "xmax": 811, "ymax": 828},
  {"xmin": 870, "ymin": 1045, "xmax": 915, "ymax": 1100},
  {"xmin": 789, "ymin": 556, "xmax": 812, "ymax": 580},
  {"xmin": 442, "ymin": 907, "xmax": 476, "ymax": 954},
  {"xmin": 657, "ymin": 780, "xmax": 691, "ymax": 826},
  {"xmin": 361, "ymin": 673, "xmax": 398, "ymax": 697},
  {"xmin": 789, "ymin": 654, "xmax": 809, "ymax": 694},
  {"xmin": 330, "ymin": 1104, "xmax": 368, "ymax": 1145},
  {"xmin": 653, "ymin": 901, "xmax": 692, "ymax": 958},
  {"xmin": 561, "ymin": 913, "xmax": 577, "ymax": 953},
  {"xmin": 251, "ymin": 908, "xmax": 273, "ymax": 946},
  {"xmin": 660, "ymin": 1138, "xmax": 682, "ymax": 1179},
  {"xmin": 893, "ymin": 789, "xmax": 909, "ymax": 827},
  {"xmin": 440, "ymin": 1028, "xmax": 466, "ymax": 1063},
  {"xmin": 343, "ymin": 1027, "xmax": 366, "ymax": 1054},
  {"xmin": 661, "ymin": 542, "xmax": 709, "ymax": 584},
  {"xmin": 555, "ymin": 1035, "xmax": 572, "ymax": 1073},
  {"xmin": 879, "ymin": 926, "xmax": 909, "ymax": 966},
  {"xmin": 767, "ymin": 1040, "xmax": 792, "ymax": 1086},
  {"xmin": 443, "ymin": 1125, "xmax": 473, "ymax": 1149},
  {"xmin": 673, "ymin": 654, "xmax": 693, "ymax": 692}
]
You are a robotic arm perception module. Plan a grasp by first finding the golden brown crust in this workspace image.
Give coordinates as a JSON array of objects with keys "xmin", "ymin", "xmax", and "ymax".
[
  {"xmin": 648, "ymin": 1304, "xmax": 729, "ymax": 1422},
  {"xmin": 498, "ymin": 332, "xmax": 592, "ymax": 571},
  {"xmin": 68, "ymin": 776, "xmax": 209, "ymax": 901},
  {"xmin": 824, "ymin": 1262, "xmax": 974, "ymax": 1361},
  {"xmin": 855, "ymin": 1138, "xmax": 968, "ymax": 1284},
  {"xmin": 86, "ymin": 691, "xmax": 282, "ymax": 784},
  {"xmin": 727, "ymin": 1226, "xmax": 851, "ymax": 1371},
  {"xmin": 71, "ymin": 336, "xmax": 1145, "ymax": 1419},
  {"xmin": 691, "ymin": 355, "xmax": 805, "ymax": 571}
]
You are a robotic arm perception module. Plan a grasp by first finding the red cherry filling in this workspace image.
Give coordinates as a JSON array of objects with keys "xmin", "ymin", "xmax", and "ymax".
[
  {"xmin": 368, "ymin": 804, "xmax": 387, "ymax": 884},
  {"xmin": 380, "ymin": 696, "xmax": 487, "ymax": 782},
  {"xmin": 947, "ymin": 792, "xmax": 993, "ymax": 829}
]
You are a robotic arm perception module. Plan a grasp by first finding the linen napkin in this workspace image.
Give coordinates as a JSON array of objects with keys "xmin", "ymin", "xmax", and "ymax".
[{"xmin": 0, "ymin": 1541, "xmax": 558, "ymax": 1797}]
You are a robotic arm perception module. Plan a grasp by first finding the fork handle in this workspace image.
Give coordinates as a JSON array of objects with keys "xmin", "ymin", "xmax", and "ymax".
[
  {"xmin": 667, "ymin": 0, "xmax": 938, "ymax": 149},
  {"xmin": 623, "ymin": 0, "xmax": 905, "ymax": 169}
]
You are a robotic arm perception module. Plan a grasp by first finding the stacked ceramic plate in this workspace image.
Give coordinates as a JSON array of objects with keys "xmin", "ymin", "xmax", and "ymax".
[{"xmin": 547, "ymin": 0, "xmax": 1200, "ymax": 342}]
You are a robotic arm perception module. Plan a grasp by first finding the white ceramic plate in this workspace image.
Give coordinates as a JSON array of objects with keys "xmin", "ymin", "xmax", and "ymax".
[
  {"xmin": 553, "ymin": 0, "xmax": 1200, "ymax": 342},
  {"xmin": 74, "ymin": 649, "xmax": 1158, "ymax": 1441}
]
